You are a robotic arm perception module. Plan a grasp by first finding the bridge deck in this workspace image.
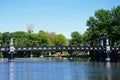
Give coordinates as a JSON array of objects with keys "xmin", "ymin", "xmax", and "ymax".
[{"xmin": 0, "ymin": 46, "xmax": 120, "ymax": 52}]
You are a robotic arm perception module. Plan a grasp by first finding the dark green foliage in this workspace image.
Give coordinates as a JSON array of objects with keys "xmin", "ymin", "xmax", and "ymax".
[
  {"xmin": 37, "ymin": 30, "xmax": 49, "ymax": 46},
  {"xmin": 84, "ymin": 5, "xmax": 120, "ymax": 60},
  {"xmin": 85, "ymin": 6, "xmax": 120, "ymax": 46},
  {"xmin": 69, "ymin": 31, "xmax": 82, "ymax": 46},
  {"xmin": 2, "ymin": 32, "xmax": 10, "ymax": 46}
]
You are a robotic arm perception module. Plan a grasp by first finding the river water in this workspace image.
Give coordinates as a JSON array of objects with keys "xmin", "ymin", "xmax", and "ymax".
[{"xmin": 0, "ymin": 57, "xmax": 120, "ymax": 80}]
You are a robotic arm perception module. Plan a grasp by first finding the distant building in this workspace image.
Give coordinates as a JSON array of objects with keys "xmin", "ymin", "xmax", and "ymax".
[{"xmin": 27, "ymin": 24, "xmax": 34, "ymax": 34}]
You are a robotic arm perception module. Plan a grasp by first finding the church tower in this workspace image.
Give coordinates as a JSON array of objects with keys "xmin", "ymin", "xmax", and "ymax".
[{"xmin": 27, "ymin": 24, "xmax": 34, "ymax": 34}]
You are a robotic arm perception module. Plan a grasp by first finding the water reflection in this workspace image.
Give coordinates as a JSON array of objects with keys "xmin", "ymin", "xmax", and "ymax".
[
  {"xmin": 8, "ymin": 62, "xmax": 14, "ymax": 80},
  {"xmin": 0, "ymin": 58, "xmax": 120, "ymax": 80},
  {"xmin": 89, "ymin": 61, "xmax": 120, "ymax": 80},
  {"xmin": 106, "ymin": 62, "xmax": 112, "ymax": 80}
]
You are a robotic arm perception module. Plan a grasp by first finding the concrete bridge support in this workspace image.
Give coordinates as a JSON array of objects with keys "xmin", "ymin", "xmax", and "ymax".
[
  {"xmin": 100, "ymin": 36, "xmax": 111, "ymax": 61},
  {"xmin": 8, "ymin": 52, "xmax": 14, "ymax": 62},
  {"xmin": 49, "ymin": 52, "xmax": 52, "ymax": 56},
  {"xmin": 8, "ymin": 34, "xmax": 15, "ymax": 62},
  {"xmin": 100, "ymin": 39, "xmax": 104, "ymax": 61},
  {"xmin": 105, "ymin": 38, "xmax": 111, "ymax": 61}
]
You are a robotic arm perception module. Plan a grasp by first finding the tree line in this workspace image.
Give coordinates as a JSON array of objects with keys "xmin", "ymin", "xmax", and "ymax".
[
  {"xmin": 0, "ymin": 31, "xmax": 82, "ymax": 47},
  {"xmin": 0, "ymin": 30, "xmax": 82, "ymax": 57}
]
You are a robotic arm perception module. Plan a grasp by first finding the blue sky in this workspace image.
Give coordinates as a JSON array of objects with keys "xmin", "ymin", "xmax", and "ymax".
[{"xmin": 0, "ymin": 0, "xmax": 119, "ymax": 39}]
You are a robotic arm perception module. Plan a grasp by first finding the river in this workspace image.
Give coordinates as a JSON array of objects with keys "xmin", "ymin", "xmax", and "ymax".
[{"xmin": 0, "ymin": 57, "xmax": 120, "ymax": 80}]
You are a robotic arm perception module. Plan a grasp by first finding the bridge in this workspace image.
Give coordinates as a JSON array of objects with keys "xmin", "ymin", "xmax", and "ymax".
[
  {"xmin": 0, "ymin": 46, "xmax": 120, "ymax": 52},
  {"xmin": 0, "ymin": 34, "xmax": 119, "ymax": 62}
]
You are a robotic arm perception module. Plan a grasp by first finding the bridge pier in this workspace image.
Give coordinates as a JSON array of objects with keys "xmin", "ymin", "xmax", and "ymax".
[
  {"xmin": 106, "ymin": 51, "xmax": 110, "ymax": 61},
  {"xmin": 100, "ymin": 36, "xmax": 111, "ymax": 61},
  {"xmin": 100, "ymin": 38, "xmax": 104, "ymax": 61},
  {"xmin": 8, "ymin": 34, "xmax": 15, "ymax": 62},
  {"xmin": 49, "ymin": 52, "xmax": 52, "ymax": 56},
  {"xmin": 8, "ymin": 52, "xmax": 14, "ymax": 62},
  {"xmin": 105, "ymin": 38, "xmax": 111, "ymax": 61},
  {"xmin": 30, "ymin": 52, "xmax": 33, "ymax": 58}
]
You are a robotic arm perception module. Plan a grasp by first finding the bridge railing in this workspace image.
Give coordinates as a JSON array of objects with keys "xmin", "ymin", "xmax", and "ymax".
[
  {"xmin": 0, "ymin": 47, "xmax": 9, "ymax": 52},
  {"xmin": 110, "ymin": 46, "xmax": 120, "ymax": 51},
  {"xmin": 0, "ymin": 46, "xmax": 120, "ymax": 52},
  {"xmin": 14, "ymin": 46, "xmax": 106, "ymax": 51}
]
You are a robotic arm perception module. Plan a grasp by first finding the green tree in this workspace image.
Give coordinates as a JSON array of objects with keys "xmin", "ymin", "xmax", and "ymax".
[
  {"xmin": 86, "ymin": 6, "xmax": 120, "ymax": 46},
  {"xmin": 37, "ymin": 30, "xmax": 49, "ymax": 46},
  {"xmin": 45, "ymin": 32, "xmax": 56, "ymax": 46},
  {"xmin": 112, "ymin": 6, "xmax": 120, "ymax": 25},
  {"xmin": 69, "ymin": 31, "xmax": 82, "ymax": 46},
  {"xmin": 2, "ymin": 32, "xmax": 10, "ymax": 46},
  {"xmin": 86, "ymin": 9, "xmax": 112, "ymax": 39},
  {"xmin": 82, "ymin": 31, "xmax": 89, "ymax": 46},
  {"xmin": 53, "ymin": 34, "xmax": 67, "ymax": 46},
  {"xmin": 12, "ymin": 31, "xmax": 26, "ymax": 46},
  {"xmin": 29, "ymin": 34, "xmax": 39, "ymax": 46}
]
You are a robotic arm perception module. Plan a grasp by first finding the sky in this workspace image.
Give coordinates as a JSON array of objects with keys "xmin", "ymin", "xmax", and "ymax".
[{"xmin": 0, "ymin": 0, "xmax": 120, "ymax": 39}]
